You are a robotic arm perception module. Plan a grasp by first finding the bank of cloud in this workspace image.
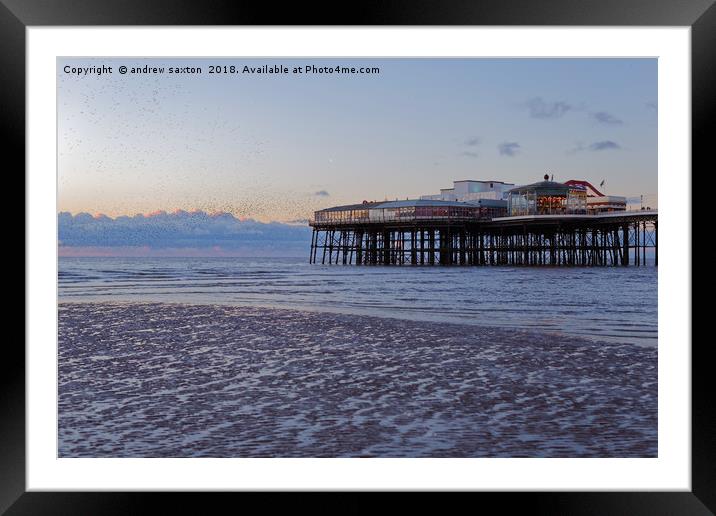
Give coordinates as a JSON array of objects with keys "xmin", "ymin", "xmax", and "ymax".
[{"xmin": 58, "ymin": 210, "xmax": 312, "ymax": 257}]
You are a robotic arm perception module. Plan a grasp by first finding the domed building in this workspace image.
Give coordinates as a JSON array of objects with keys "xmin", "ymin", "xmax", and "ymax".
[{"xmin": 507, "ymin": 175, "xmax": 587, "ymax": 216}]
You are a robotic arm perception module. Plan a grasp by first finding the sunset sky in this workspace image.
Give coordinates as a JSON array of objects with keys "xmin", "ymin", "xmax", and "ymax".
[{"xmin": 58, "ymin": 57, "xmax": 658, "ymax": 223}]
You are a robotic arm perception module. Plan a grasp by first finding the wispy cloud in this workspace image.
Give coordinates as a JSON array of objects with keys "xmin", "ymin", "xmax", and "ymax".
[
  {"xmin": 592, "ymin": 111, "xmax": 623, "ymax": 125},
  {"xmin": 457, "ymin": 137, "xmax": 481, "ymax": 157},
  {"xmin": 498, "ymin": 142, "xmax": 520, "ymax": 157},
  {"xmin": 568, "ymin": 140, "xmax": 622, "ymax": 154},
  {"xmin": 313, "ymin": 190, "xmax": 330, "ymax": 197},
  {"xmin": 525, "ymin": 97, "xmax": 571, "ymax": 119},
  {"xmin": 590, "ymin": 140, "xmax": 621, "ymax": 151}
]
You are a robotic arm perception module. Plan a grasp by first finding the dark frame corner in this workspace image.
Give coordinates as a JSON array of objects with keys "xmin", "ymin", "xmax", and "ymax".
[{"xmin": 7, "ymin": 0, "xmax": 711, "ymax": 513}]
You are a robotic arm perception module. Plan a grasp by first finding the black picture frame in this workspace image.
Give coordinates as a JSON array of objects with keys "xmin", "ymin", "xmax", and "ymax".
[{"xmin": 6, "ymin": 0, "xmax": 710, "ymax": 512}]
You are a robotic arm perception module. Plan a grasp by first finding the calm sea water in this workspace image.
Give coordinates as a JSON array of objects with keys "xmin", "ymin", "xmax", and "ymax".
[{"xmin": 58, "ymin": 257, "xmax": 657, "ymax": 346}]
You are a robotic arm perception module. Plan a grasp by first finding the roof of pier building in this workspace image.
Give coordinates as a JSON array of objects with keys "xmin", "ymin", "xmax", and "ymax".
[
  {"xmin": 318, "ymin": 201, "xmax": 384, "ymax": 212},
  {"xmin": 507, "ymin": 177, "xmax": 586, "ymax": 197}
]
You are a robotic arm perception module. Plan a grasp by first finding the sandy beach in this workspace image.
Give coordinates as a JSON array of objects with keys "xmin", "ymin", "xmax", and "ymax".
[{"xmin": 58, "ymin": 302, "xmax": 657, "ymax": 458}]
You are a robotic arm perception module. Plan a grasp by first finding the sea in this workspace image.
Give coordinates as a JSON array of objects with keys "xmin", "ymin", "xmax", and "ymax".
[{"xmin": 58, "ymin": 256, "xmax": 657, "ymax": 347}]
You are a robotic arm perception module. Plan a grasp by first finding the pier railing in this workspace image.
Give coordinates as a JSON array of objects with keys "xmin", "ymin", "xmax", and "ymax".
[{"xmin": 309, "ymin": 214, "xmax": 483, "ymax": 226}]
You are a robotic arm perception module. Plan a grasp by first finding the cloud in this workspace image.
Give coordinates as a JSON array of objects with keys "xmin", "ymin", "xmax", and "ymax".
[
  {"xmin": 313, "ymin": 190, "xmax": 330, "ymax": 197},
  {"xmin": 567, "ymin": 140, "xmax": 622, "ymax": 154},
  {"xmin": 646, "ymin": 101, "xmax": 657, "ymax": 111},
  {"xmin": 525, "ymin": 97, "xmax": 571, "ymax": 119},
  {"xmin": 58, "ymin": 210, "xmax": 312, "ymax": 254},
  {"xmin": 458, "ymin": 137, "xmax": 481, "ymax": 156},
  {"xmin": 592, "ymin": 111, "xmax": 623, "ymax": 125},
  {"xmin": 498, "ymin": 142, "xmax": 520, "ymax": 157},
  {"xmin": 589, "ymin": 140, "xmax": 621, "ymax": 151}
]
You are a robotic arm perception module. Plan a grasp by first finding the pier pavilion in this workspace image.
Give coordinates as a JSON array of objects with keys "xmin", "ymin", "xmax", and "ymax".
[{"xmin": 507, "ymin": 175, "xmax": 588, "ymax": 216}]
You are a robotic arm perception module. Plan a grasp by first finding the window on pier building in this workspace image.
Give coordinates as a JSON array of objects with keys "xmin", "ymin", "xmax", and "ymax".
[
  {"xmin": 353, "ymin": 209, "xmax": 369, "ymax": 221},
  {"xmin": 399, "ymin": 206, "xmax": 415, "ymax": 218}
]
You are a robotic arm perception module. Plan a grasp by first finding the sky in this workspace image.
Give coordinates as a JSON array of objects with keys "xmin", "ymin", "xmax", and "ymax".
[{"xmin": 58, "ymin": 57, "xmax": 657, "ymax": 254}]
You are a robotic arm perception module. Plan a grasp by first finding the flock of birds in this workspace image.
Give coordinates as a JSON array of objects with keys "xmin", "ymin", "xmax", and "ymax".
[{"xmin": 58, "ymin": 62, "xmax": 329, "ymax": 223}]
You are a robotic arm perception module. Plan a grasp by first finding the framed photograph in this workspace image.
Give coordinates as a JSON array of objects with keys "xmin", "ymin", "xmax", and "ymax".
[{"xmin": 9, "ymin": 0, "xmax": 710, "ymax": 511}]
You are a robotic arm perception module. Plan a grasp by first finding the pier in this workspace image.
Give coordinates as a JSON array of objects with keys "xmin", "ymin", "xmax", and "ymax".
[{"xmin": 309, "ymin": 211, "xmax": 657, "ymax": 267}]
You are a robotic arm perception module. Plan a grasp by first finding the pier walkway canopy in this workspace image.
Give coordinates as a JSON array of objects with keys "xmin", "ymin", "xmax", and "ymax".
[
  {"xmin": 312, "ymin": 199, "xmax": 507, "ymax": 225},
  {"xmin": 507, "ymin": 175, "xmax": 587, "ymax": 216}
]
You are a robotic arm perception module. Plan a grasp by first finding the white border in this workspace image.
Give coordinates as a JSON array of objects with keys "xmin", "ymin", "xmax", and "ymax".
[{"xmin": 27, "ymin": 27, "xmax": 691, "ymax": 491}]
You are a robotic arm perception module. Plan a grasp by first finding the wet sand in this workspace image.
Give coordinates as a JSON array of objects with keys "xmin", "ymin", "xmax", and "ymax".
[{"xmin": 58, "ymin": 302, "xmax": 657, "ymax": 457}]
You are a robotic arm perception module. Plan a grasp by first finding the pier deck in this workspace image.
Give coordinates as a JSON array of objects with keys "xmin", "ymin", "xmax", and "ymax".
[{"xmin": 309, "ymin": 211, "xmax": 657, "ymax": 266}]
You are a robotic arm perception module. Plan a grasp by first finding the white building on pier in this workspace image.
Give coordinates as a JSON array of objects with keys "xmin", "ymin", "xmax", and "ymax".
[{"xmin": 420, "ymin": 180, "xmax": 516, "ymax": 202}]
